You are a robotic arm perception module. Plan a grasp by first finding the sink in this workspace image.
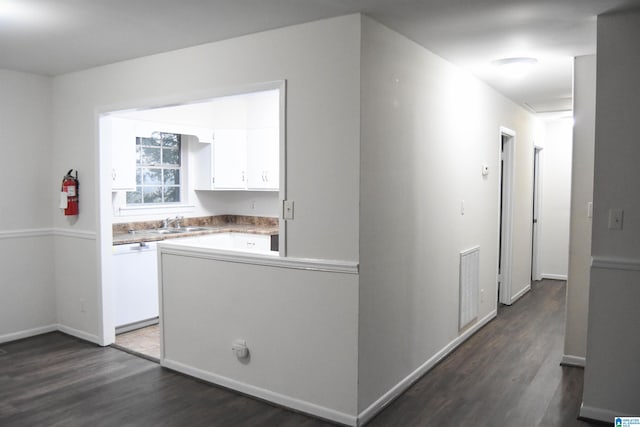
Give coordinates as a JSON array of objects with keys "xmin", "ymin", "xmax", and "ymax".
[
  {"xmin": 174, "ymin": 226, "xmax": 208, "ymax": 232},
  {"xmin": 146, "ymin": 226, "xmax": 208, "ymax": 234},
  {"xmin": 147, "ymin": 228, "xmax": 182, "ymax": 234}
]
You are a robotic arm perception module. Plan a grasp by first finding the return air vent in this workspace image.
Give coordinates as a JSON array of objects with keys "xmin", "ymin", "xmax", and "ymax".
[{"xmin": 459, "ymin": 246, "xmax": 480, "ymax": 330}]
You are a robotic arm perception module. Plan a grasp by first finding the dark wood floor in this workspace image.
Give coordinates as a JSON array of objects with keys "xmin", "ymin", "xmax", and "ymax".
[
  {"xmin": 367, "ymin": 280, "xmax": 607, "ymax": 427},
  {"xmin": 0, "ymin": 280, "xmax": 605, "ymax": 427}
]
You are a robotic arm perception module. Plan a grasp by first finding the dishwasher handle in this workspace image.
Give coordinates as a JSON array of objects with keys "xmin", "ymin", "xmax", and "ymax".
[{"xmin": 130, "ymin": 242, "xmax": 152, "ymax": 250}]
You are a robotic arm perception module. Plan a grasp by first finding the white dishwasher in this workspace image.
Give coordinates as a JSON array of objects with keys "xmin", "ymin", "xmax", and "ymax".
[{"xmin": 112, "ymin": 241, "xmax": 159, "ymax": 331}]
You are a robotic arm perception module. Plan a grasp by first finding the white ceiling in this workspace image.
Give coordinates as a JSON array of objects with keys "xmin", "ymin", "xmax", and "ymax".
[{"xmin": 0, "ymin": 0, "xmax": 636, "ymax": 113}]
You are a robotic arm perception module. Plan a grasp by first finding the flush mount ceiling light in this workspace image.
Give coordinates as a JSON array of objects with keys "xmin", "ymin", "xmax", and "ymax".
[
  {"xmin": 0, "ymin": 0, "xmax": 26, "ymax": 19},
  {"xmin": 492, "ymin": 57, "xmax": 538, "ymax": 78}
]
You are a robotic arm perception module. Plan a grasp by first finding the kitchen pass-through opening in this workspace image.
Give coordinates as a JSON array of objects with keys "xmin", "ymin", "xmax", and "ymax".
[{"xmin": 99, "ymin": 81, "xmax": 286, "ymax": 353}]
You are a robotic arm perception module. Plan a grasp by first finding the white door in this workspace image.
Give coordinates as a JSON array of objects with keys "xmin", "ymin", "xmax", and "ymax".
[
  {"xmin": 498, "ymin": 128, "xmax": 515, "ymax": 305},
  {"xmin": 531, "ymin": 147, "xmax": 543, "ymax": 282}
]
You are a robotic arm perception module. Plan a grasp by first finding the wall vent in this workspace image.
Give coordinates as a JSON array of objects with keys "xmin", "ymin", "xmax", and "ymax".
[{"xmin": 459, "ymin": 246, "xmax": 480, "ymax": 330}]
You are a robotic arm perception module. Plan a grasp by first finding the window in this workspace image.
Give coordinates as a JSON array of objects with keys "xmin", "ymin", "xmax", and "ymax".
[{"xmin": 126, "ymin": 132, "xmax": 182, "ymax": 205}]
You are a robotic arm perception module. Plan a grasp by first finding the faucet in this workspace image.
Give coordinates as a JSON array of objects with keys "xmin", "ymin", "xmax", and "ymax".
[{"xmin": 163, "ymin": 215, "xmax": 183, "ymax": 228}]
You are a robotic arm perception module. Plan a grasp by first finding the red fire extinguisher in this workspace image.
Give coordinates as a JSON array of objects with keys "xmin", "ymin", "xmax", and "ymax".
[{"xmin": 61, "ymin": 169, "xmax": 79, "ymax": 216}]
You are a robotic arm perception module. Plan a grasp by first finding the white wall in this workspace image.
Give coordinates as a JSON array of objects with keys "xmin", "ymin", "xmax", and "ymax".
[
  {"xmin": 358, "ymin": 16, "xmax": 540, "ymax": 413},
  {"xmin": 160, "ymin": 252, "xmax": 359, "ymax": 422},
  {"xmin": 538, "ymin": 118, "xmax": 572, "ymax": 279},
  {"xmin": 582, "ymin": 10, "xmax": 640, "ymax": 420},
  {"xmin": 0, "ymin": 69, "xmax": 56, "ymax": 342},
  {"xmin": 563, "ymin": 55, "xmax": 596, "ymax": 366},
  {"xmin": 51, "ymin": 14, "xmax": 361, "ymax": 342}
]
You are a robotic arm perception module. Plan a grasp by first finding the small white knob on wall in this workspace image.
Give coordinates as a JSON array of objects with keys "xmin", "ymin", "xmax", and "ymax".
[
  {"xmin": 232, "ymin": 339, "xmax": 249, "ymax": 359},
  {"xmin": 482, "ymin": 164, "xmax": 489, "ymax": 176}
]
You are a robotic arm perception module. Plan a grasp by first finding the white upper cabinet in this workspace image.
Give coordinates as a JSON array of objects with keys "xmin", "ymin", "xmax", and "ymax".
[
  {"xmin": 103, "ymin": 116, "xmax": 137, "ymax": 191},
  {"xmin": 212, "ymin": 129, "xmax": 248, "ymax": 189},
  {"xmin": 247, "ymin": 127, "xmax": 279, "ymax": 190},
  {"xmin": 193, "ymin": 88, "xmax": 281, "ymax": 192}
]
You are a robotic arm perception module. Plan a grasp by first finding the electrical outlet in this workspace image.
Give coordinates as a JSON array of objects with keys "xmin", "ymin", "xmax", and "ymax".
[
  {"xmin": 480, "ymin": 289, "xmax": 485, "ymax": 303},
  {"xmin": 250, "ymin": 200, "xmax": 256, "ymax": 210},
  {"xmin": 80, "ymin": 298, "xmax": 86, "ymax": 313}
]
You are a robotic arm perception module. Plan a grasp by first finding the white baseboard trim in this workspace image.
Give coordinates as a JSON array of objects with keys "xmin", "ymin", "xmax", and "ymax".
[
  {"xmin": 162, "ymin": 358, "xmax": 357, "ymax": 426},
  {"xmin": 561, "ymin": 354, "xmax": 586, "ymax": 368},
  {"xmin": 0, "ymin": 324, "xmax": 58, "ymax": 344},
  {"xmin": 580, "ymin": 402, "xmax": 634, "ymax": 422},
  {"xmin": 541, "ymin": 274, "xmax": 568, "ymax": 281},
  {"xmin": 592, "ymin": 256, "xmax": 640, "ymax": 272},
  {"xmin": 56, "ymin": 324, "xmax": 101, "ymax": 345},
  {"xmin": 357, "ymin": 309, "xmax": 498, "ymax": 426},
  {"xmin": 510, "ymin": 284, "xmax": 531, "ymax": 304}
]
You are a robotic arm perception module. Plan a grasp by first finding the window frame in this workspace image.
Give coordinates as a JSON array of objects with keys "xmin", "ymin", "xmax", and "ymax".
[{"xmin": 125, "ymin": 132, "xmax": 187, "ymax": 207}]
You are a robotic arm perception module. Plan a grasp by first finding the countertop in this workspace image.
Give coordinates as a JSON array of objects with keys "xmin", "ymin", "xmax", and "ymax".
[{"xmin": 112, "ymin": 215, "xmax": 279, "ymax": 246}]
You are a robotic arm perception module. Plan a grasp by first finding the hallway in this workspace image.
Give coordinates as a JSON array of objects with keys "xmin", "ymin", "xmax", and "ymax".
[
  {"xmin": 0, "ymin": 280, "xmax": 603, "ymax": 426},
  {"xmin": 368, "ymin": 279, "xmax": 602, "ymax": 426}
]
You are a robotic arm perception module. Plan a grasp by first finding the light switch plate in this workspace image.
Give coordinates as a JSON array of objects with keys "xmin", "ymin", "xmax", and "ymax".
[
  {"xmin": 283, "ymin": 200, "xmax": 294, "ymax": 220},
  {"xmin": 608, "ymin": 208, "xmax": 623, "ymax": 230}
]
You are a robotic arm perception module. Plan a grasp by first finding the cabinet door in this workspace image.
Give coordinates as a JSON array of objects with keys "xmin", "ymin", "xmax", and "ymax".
[
  {"xmin": 192, "ymin": 141, "xmax": 214, "ymax": 190},
  {"xmin": 106, "ymin": 117, "xmax": 137, "ymax": 191},
  {"xmin": 212, "ymin": 129, "xmax": 247, "ymax": 189},
  {"xmin": 247, "ymin": 127, "xmax": 279, "ymax": 190}
]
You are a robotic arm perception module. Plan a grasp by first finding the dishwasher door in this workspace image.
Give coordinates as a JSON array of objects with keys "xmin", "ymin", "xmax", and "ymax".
[{"xmin": 112, "ymin": 242, "xmax": 159, "ymax": 328}]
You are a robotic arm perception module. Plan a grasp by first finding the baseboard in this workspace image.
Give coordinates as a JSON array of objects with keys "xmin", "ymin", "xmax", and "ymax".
[
  {"xmin": 357, "ymin": 309, "xmax": 498, "ymax": 426},
  {"xmin": 510, "ymin": 284, "xmax": 531, "ymax": 304},
  {"xmin": 162, "ymin": 358, "xmax": 357, "ymax": 427},
  {"xmin": 0, "ymin": 324, "xmax": 58, "ymax": 344},
  {"xmin": 580, "ymin": 402, "xmax": 634, "ymax": 422},
  {"xmin": 541, "ymin": 274, "xmax": 568, "ymax": 281},
  {"xmin": 561, "ymin": 354, "xmax": 586, "ymax": 368},
  {"xmin": 116, "ymin": 317, "xmax": 159, "ymax": 334},
  {"xmin": 56, "ymin": 324, "xmax": 101, "ymax": 345}
]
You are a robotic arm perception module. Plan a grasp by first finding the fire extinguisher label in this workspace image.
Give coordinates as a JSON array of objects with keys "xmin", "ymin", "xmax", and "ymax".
[
  {"xmin": 59, "ymin": 192, "xmax": 68, "ymax": 209},
  {"xmin": 65, "ymin": 186, "xmax": 76, "ymax": 197}
]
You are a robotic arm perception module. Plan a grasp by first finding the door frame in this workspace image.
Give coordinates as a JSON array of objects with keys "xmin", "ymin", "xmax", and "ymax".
[
  {"xmin": 498, "ymin": 127, "xmax": 516, "ymax": 305},
  {"xmin": 531, "ymin": 146, "xmax": 543, "ymax": 282}
]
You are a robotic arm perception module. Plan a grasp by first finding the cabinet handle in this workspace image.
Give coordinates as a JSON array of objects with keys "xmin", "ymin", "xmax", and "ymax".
[
  {"xmin": 247, "ymin": 242, "xmax": 255, "ymax": 247},
  {"xmin": 242, "ymin": 171, "xmax": 245, "ymax": 182},
  {"xmin": 112, "ymin": 169, "xmax": 117, "ymax": 181}
]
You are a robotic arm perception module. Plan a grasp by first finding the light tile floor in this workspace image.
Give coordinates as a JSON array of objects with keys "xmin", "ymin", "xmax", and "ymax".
[{"xmin": 114, "ymin": 324, "xmax": 160, "ymax": 360}]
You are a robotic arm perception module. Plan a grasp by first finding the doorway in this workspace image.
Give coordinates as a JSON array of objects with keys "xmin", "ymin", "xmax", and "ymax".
[
  {"xmin": 498, "ymin": 127, "xmax": 515, "ymax": 305},
  {"xmin": 531, "ymin": 147, "xmax": 543, "ymax": 282}
]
